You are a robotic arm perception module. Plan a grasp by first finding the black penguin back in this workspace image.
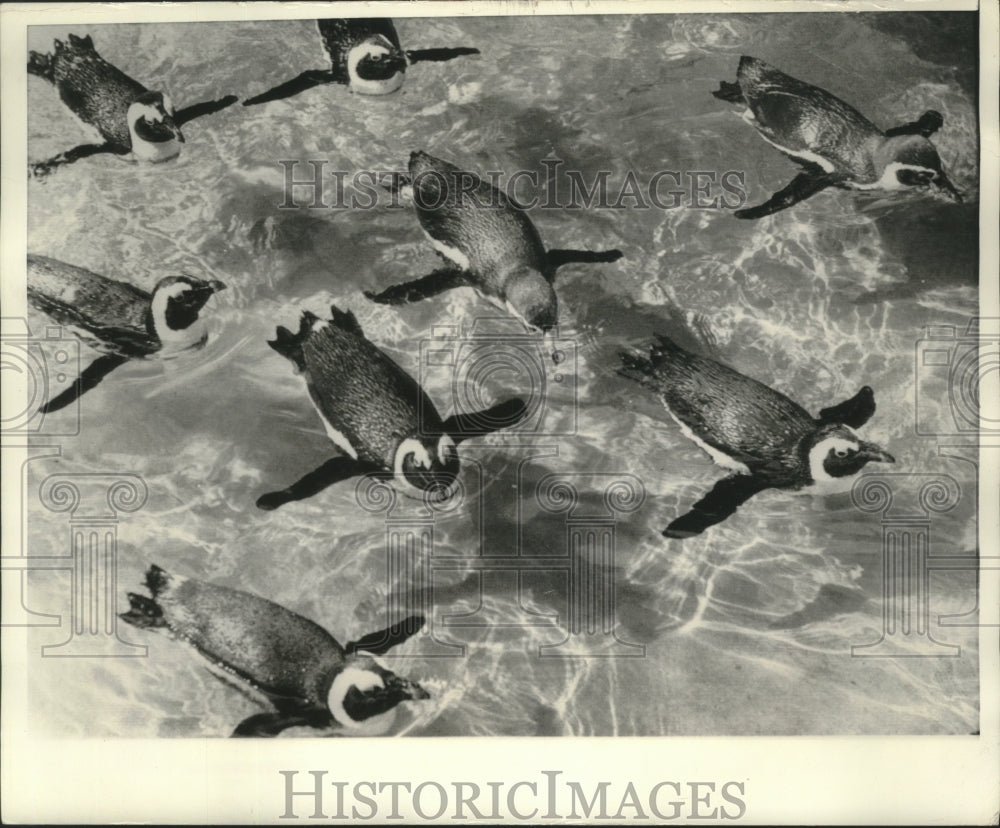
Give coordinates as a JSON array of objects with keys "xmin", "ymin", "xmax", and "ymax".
[
  {"xmin": 35, "ymin": 34, "xmax": 147, "ymax": 149},
  {"xmin": 121, "ymin": 565, "xmax": 346, "ymax": 708},
  {"xmin": 409, "ymin": 151, "xmax": 549, "ymax": 288}
]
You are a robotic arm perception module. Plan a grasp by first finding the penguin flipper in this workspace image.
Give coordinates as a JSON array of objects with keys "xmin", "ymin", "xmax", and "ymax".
[
  {"xmin": 712, "ymin": 79, "xmax": 744, "ymax": 104},
  {"xmin": 345, "ymin": 615, "xmax": 426, "ymax": 656},
  {"xmin": 546, "ymin": 248, "xmax": 624, "ymax": 273},
  {"xmin": 30, "ymin": 143, "xmax": 122, "ymax": 179},
  {"xmin": 817, "ymin": 385, "xmax": 876, "ymax": 428},
  {"xmin": 442, "ymin": 398, "xmax": 529, "ymax": 443},
  {"xmin": 175, "ymin": 95, "xmax": 239, "ymax": 126},
  {"xmin": 256, "ymin": 457, "xmax": 380, "ymax": 511},
  {"xmin": 39, "ymin": 353, "xmax": 129, "ymax": 415},
  {"xmin": 884, "ymin": 110, "xmax": 944, "ymax": 138},
  {"xmin": 242, "ymin": 69, "xmax": 343, "ymax": 107},
  {"xmin": 363, "ymin": 267, "xmax": 467, "ymax": 305},
  {"xmin": 232, "ymin": 708, "xmax": 333, "ymax": 738},
  {"xmin": 405, "ymin": 47, "xmax": 480, "ymax": 64},
  {"xmin": 734, "ymin": 172, "xmax": 839, "ymax": 219},
  {"xmin": 663, "ymin": 474, "xmax": 772, "ymax": 539}
]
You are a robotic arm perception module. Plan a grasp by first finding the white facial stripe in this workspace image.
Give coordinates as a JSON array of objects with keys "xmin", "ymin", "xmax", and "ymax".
[
  {"xmin": 437, "ymin": 433, "xmax": 456, "ymax": 463},
  {"xmin": 347, "ymin": 40, "xmax": 405, "ymax": 95},
  {"xmin": 661, "ymin": 400, "xmax": 751, "ymax": 475},
  {"xmin": 162, "ymin": 93, "xmax": 175, "ymax": 116},
  {"xmin": 850, "ymin": 162, "xmax": 936, "ymax": 191},
  {"xmin": 151, "ymin": 282, "xmax": 206, "ymax": 351},
  {"xmin": 809, "ymin": 436, "xmax": 860, "ymax": 483},
  {"xmin": 422, "ymin": 230, "xmax": 471, "ymax": 271},
  {"xmin": 126, "ymin": 101, "xmax": 181, "ymax": 162},
  {"xmin": 744, "ymin": 110, "xmax": 837, "ymax": 174},
  {"xmin": 394, "ymin": 437, "xmax": 434, "ymax": 494},
  {"xmin": 327, "ymin": 666, "xmax": 384, "ymax": 728}
]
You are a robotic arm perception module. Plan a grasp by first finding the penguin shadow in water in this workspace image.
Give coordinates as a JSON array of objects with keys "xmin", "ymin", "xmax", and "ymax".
[
  {"xmin": 853, "ymin": 199, "xmax": 977, "ymax": 303},
  {"xmin": 211, "ymin": 180, "xmax": 396, "ymax": 300},
  {"xmin": 120, "ymin": 564, "xmax": 431, "ymax": 737}
]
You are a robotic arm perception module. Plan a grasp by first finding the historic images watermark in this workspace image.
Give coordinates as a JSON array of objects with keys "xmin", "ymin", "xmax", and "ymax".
[
  {"xmin": 850, "ymin": 317, "xmax": 999, "ymax": 658},
  {"xmin": 1, "ymin": 316, "xmax": 81, "ymax": 437},
  {"xmin": 356, "ymin": 316, "xmax": 646, "ymax": 659},
  {"xmin": 1, "ymin": 316, "xmax": 147, "ymax": 656},
  {"xmin": 276, "ymin": 159, "xmax": 749, "ymax": 211},
  {"xmin": 278, "ymin": 770, "xmax": 748, "ymax": 821}
]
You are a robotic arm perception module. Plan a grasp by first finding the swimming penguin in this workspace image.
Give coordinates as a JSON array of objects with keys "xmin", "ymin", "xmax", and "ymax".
[
  {"xmin": 28, "ymin": 33, "xmax": 237, "ymax": 176},
  {"xmin": 364, "ymin": 150, "xmax": 624, "ymax": 332},
  {"xmin": 242, "ymin": 18, "xmax": 479, "ymax": 105},
  {"xmin": 713, "ymin": 56, "xmax": 962, "ymax": 218},
  {"xmin": 120, "ymin": 564, "xmax": 430, "ymax": 737},
  {"xmin": 619, "ymin": 336, "xmax": 895, "ymax": 538},
  {"xmin": 27, "ymin": 253, "xmax": 225, "ymax": 414},
  {"xmin": 256, "ymin": 304, "xmax": 528, "ymax": 511}
]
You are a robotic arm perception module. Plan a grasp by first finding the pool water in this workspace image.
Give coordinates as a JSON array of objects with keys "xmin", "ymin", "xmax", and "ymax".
[{"xmin": 23, "ymin": 12, "xmax": 979, "ymax": 737}]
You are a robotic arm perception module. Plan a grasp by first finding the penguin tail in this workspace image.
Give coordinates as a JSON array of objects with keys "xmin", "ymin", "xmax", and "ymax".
[
  {"xmin": 27, "ymin": 51, "xmax": 54, "ymax": 82},
  {"xmin": 119, "ymin": 592, "xmax": 166, "ymax": 629},
  {"xmin": 67, "ymin": 34, "xmax": 95, "ymax": 51},
  {"xmin": 267, "ymin": 322, "xmax": 308, "ymax": 372},
  {"xmin": 712, "ymin": 79, "xmax": 744, "ymax": 104},
  {"xmin": 650, "ymin": 334, "xmax": 685, "ymax": 358},
  {"xmin": 328, "ymin": 305, "xmax": 364, "ymax": 337},
  {"xmin": 617, "ymin": 350, "xmax": 655, "ymax": 386}
]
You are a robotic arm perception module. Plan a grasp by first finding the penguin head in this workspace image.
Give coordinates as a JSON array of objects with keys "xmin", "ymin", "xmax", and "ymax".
[
  {"xmin": 394, "ymin": 433, "xmax": 461, "ymax": 501},
  {"xmin": 347, "ymin": 36, "xmax": 407, "ymax": 95},
  {"xmin": 127, "ymin": 91, "xmax": 184, "ymax": 161},
  {"xmin": 878, "ymin": 135, "xmax": 962, "ymax": 202},
  {"xmin": 808, "ymin": 424, "xmax": 895, "ymax": 483},
  {"xmin": 504, "ymin": 270, "xmax": 558, "ymax": 333},
  {"xmin": 326, "ymin": 654, "xmax": 430, "ymax": 734},
  {"xmin": 149, "ymin": 275, "xmax": 226, "ymax": 352}
]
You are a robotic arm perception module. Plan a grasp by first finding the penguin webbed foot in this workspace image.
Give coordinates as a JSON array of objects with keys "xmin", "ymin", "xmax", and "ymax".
[
  {"xmin": 712, "ymin": 79, "xmax": 744, "ymax": 104},
  {"xmin": 442, "ymin": 398, "xmax": 529, "ymax": 443},
  {"xmin": 663, "ymin": 475, "xmax": 771, "ymax": 539},
  {"xmin": 884, "ymin": 110, "xmax": 944, "ymax": 138},
  {"xmin": 405, "ymin": 47, "xmax": 480, "ymax": 64},
  {"xmin": 232, "ymin": 709, "xmax": 332, "ymax": 737},
  {"xmin": 37, "ymin": 353, "xmax": 129, "ymax": 415},
  {"xmin": 363, "ymin": 267, "xmax": 467, "ymax": 305},
  {"xmin": 345, "ymin": 615, "xmax": 427, "ymax": 656},
  {"xmin": 546, "ymin": 248, "xmax": 624, "ymax": 272},
  {"xmin": 817, "ymin": 385, "xmax": 876, "ymax": 428},
  {"xmin": 119, "ymin": 592, "xmax": 166, "ymax": 629},
  {"xmin": 734, "ymin": 171, "xmax": 839, "ymax": 219},
  {"xmin": 174, "ymin": 95, "xmax": 239, "ymax": 126},
  {"xmin": 242, "ymin": 69, "xmax": 342, "ymax": 107},
  {"xmin": 257, "ymin": 456, "xmax": 378, "ymax": 511}
]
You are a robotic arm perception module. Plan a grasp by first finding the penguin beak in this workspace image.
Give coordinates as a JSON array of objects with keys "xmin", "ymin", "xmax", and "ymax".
[
  {"xmin": 165, "ymin": 116, "xmax": 184, "ymax": 143},
  {"xmin": 860, "ymin": 442, "xmax": 895, "ymax": 464},
  {"xmin": 934, "ymin": 173, "xmax": 962, "ymax": 202},
  {"xmin": 391, "ymin": 675, "xmax": 430, "ymax": 701},
  {"xmin": 207, "ymin": 279, "xmax": 227, "ymax": 294}
]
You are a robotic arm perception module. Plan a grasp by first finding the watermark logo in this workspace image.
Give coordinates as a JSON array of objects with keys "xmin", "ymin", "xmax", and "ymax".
[
  {"xmin": 2, "ymin": 472, "xmax": 149, "ymax": 657},
  {"xmin": 1, "ymin": 317, "xmax": 81, "ymax": 436},
  {"xmin": 278, "ymin": 770, "xmax": 747, "ymax": 821},
  {"xmin": 418, "ymin": 317, "xmax": 577, "ymax": 438},
  {"xmin": 276, "ymin": 157, "xmax": 748, "ymax": 212},
  {"xmin": 914, "ymin": 317, "xmax": 1000, "ymax": 438}
]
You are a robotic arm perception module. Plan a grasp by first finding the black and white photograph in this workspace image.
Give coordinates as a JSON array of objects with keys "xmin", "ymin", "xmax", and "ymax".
[{"xmin": 2, "ymin": 0, "xmax": 997, "ymax": 823}]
